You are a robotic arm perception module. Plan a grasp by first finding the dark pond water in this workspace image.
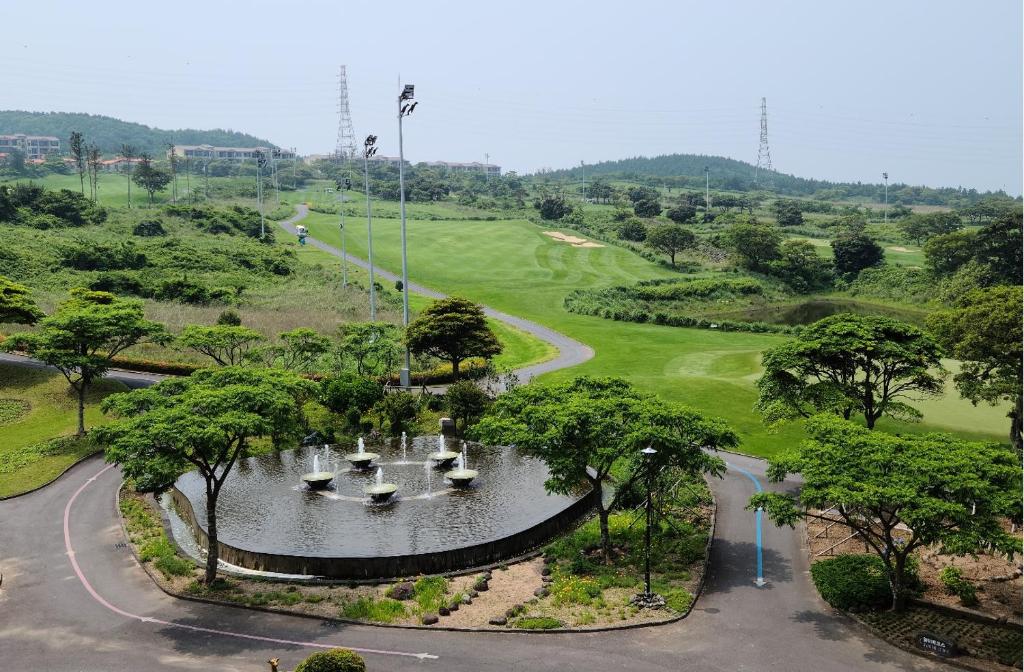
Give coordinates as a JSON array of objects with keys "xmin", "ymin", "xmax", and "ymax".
[
  {"xmin": 173, "ymin": 436, "xmax": 586, "ymax": 558},
  {"xmin": 709, "ymin": 299, "xmax": 926, "ymax": 326}
]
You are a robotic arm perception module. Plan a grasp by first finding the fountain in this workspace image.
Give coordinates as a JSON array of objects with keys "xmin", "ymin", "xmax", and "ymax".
[
  {"xmin": 364, "ymin": 467, "xmax": 398, "ymax": 503},
  {"xmin": 300, "ymin": 451, "xmax": 335, "ymax": 490},
  {"xmin": 345, "ymin": 436, "xmax": 380, "ymax": 470},
  {"xmin": 444, "ymin": 446, "xmax": 479, "ymax": 488},
  {"xmin": 399, "ymin": 431, "xmax": 408, "ymax": 464},
  {"xmin": 423, "ymin": 459, "xmax": 433, "ymax": 498},
  {"xmin": 427, "ymin": 434, "xmax": 459, "ymax": 468}
]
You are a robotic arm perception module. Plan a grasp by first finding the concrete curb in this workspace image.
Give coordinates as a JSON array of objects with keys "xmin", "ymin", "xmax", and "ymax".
[
  {"xmin": 0, "ymin": 449, "xmax": 103, "ymax": 501},
  {"xmin": 119, "ymin": 480, "xmax": 717, "ymax": 635}
]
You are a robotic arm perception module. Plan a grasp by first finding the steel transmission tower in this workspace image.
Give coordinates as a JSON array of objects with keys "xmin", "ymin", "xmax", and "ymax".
[
  {"xmin": 755, "ymin": 97, "xmax": 773, "ymax": 187},
  {"xmin": 335, "ymin": 65, "xmax": 358, "ymax": 160}
]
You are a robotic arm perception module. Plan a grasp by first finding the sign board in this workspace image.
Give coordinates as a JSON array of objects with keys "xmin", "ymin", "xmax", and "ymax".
[{"xmin": 916, "ymin": 632, "xmax": 956, "ymax": 658}]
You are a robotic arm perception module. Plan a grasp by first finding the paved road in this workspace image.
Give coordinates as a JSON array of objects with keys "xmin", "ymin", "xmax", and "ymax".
[
  {"xmin": 0, "ymin": 451, "xmax": 940, "ymax": 671},
  {"xmin": 280, "ymin": 204, "xmax": 594, "ymax": 384}
]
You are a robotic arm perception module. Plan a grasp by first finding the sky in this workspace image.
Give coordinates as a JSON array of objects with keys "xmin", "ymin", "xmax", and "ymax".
[{"xmin": 1, "ymin": 0, "xmax": 1021, "ymax": 193}]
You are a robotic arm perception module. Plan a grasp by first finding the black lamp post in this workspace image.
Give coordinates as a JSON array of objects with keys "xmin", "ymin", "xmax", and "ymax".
[{"xmin": 641, "ymin": 446, "xmax": 657, "ymax": 598}]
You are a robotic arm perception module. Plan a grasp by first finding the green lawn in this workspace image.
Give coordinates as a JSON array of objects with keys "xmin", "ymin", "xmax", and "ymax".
[
  {"xmin": 0, "ymin": 363, "xmax": 126, "ymax": 497},
  {"xmin": 300, "ymin": 211, "xmax": 1009, "ymax": 457}
]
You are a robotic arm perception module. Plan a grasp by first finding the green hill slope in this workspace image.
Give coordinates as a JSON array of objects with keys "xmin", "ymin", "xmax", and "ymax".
[{"xmin": 0, "ymin": 110, "xmax": 276, "ymax": 155}]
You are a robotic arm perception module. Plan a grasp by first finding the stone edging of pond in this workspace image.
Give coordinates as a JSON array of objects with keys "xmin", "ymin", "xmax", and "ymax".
[{"xmin": 118, "ymin": 480, "xmax": 717, "ymax": 634}]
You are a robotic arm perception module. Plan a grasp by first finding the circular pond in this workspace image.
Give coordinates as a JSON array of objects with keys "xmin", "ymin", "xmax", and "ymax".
[{"xmin": 170, "ymin": 436, "xmax": 596, "ymax": 579}]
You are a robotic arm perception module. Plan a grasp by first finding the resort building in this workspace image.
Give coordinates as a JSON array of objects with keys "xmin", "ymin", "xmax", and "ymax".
[
  {"xmin": 168, "ymin": 145, "xmax": 296, "ymax": 161},
  {"xmin": 0, "ymin": 134, "xmax": 61, "ymax": 159}
]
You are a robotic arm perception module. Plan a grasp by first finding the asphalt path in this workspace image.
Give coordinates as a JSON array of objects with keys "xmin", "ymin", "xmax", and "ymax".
[{"xmin": 0, "ymin": 206, "xmax": 941, "ymax": 670}]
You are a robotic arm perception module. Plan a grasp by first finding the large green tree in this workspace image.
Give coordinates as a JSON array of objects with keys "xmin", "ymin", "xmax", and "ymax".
[
  {"xmin": 406, "ymin": 297, "xmax": 501, "ymax": 380},
  {"xmin": 334, "ymin": 322, "xmax": 402, "ymax": 377},
  {"xmin": 899, "ymin": 211, "xmax": 962, "ymax": 245},
  {"xmin": 928, "ymin": 285, "xmax": 1023, "ymax": 455},
  {"xmin": 178, "ymin": 324, "xmax": 266, "ymax": 366},
  {"xmin": 2, "ymin": 289, "xmax": 168, "ymax": 435},
  {"xmin": 473, "ymin": 376, "xmax": 736, "ymax": 559},
  {"xmin": 132, "ymin": 153, "xmax": 172, "ymax": 204},
  {"xmin": 443, "ymin": 380, "xmax": 491, "ymax": 435},
  {"xmin": 0, "ymin": 276, "xmax": 44, "ymax": 324},
  {"xmin": 645, "ymin": 223, "xmax": 696, "ymax": 267},
  {"xmin": 831, "ymin": 232, "xmax": 884, "ymax": 277},
  {"xmin": 756, "ymin": 314, "xmax": 945, "ymax": 429},
  {"xmin": 724, "ymin": 218, "xmax": 782, "ymax": 272},
  {"xmin": 749, "ymin": 415, "xmax": 1021, "ymax": 611},
  {"xmin": 98, "ymin": 367, "xmax": 314, "ymax": 584}
]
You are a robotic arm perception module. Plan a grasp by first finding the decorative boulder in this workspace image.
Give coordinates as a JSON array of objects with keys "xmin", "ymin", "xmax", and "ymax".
[
  {"xmin": 386, "ymin": 581, "xmax": 416, "ymax": 601},
  {"xmin": 488, "ymin": 616, "xmax": 507, "ymax": 626},
  {"xmin": 421, "ymin": 614, "xmax": 439, "ymax": 625}
]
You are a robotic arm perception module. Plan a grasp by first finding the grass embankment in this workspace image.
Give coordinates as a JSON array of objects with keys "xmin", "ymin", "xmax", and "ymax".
[
  {"xmin": 300, "ymin": 212, "xmax": 1007, "ymax": 456},
  {"xmin": 0, "ymin": 363, "xmax": 125, "ymax": 497}
]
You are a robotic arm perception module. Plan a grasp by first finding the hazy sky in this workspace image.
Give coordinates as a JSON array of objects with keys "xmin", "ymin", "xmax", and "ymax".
[{"xmin": 2, "ymin": 0, "xmax": 1021, "ymax": 193}]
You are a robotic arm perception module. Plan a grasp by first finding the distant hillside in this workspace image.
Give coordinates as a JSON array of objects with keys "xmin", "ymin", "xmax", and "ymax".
[
  {"xmin": 0, "ymin": 111, "xmax": 275, "ymax": 156},
  {"xmin": 543, "ymin": 153, "xmax": 1013, "ymax": 206}
]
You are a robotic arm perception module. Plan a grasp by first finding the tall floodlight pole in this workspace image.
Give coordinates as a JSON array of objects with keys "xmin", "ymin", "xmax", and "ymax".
[
  {"xmin": 581, "ymin": 160, "xmax": 585, "ymax": 202},
  {"xmin": 883, "ymin": 172, "xmax": 889, "ymax": 224},
  {"xmin": 397, "ymin": 83, "xmax": 418, "ymax": 388},
  {"xmin": 704, "ymin": 166, "xmax": 710, "ymax": 219},
  {"xmin": 363, "ymin": 135, "xmax": 379, "ymax": 321}
]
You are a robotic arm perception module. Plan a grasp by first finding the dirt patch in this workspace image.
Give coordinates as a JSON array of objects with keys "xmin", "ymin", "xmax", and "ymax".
[
  {"xmin": 444, "ymin": 559, "xmax": 544, "ymax": 627},
  {"xmin": 806, "ymin": 515, "xmax": 1022, "ymax": 622},
  {"xmin": 887, "ymin": 246, "xmax": 912, "ymax": 253},
  {"xmin": 543, "ymin": 231, "xmax": 605, "ymax": 248}
]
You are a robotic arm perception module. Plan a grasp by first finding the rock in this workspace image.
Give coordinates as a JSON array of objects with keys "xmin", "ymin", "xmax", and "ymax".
[
  {"xmin": 534, "ymin": 587, "xmax": 549, "ymax": 597},
  {"xmin": 475, "ymin": 581, "xmax": 489, "ymax": 592},
  {"xmin": 540, "ymin": 566, "xmax": 551, "ymax": 576},
  {"xmin": 488, "ymin": 616, "xmax": 507, "ymax": 626},
  {"xmin": 421, "ymin": 614, "xmax": 439, "ymax": 625},
  {"xmin": 469, "ymin": 590, "xmax": 479, "ymax": 598},
  {"xmin": 505, "ymin": 607, "xmax": 517, "ymax": 618},
  {"xmin": 542, "ymin": 575, "xmax": 553, "ymax": 583},
  {"xmin": 482, "ymin": 571, "xmax": 493, "ymax": 581},
  {"xmin": 438, "ymin": 606, "xmax": 450, "ymax": 616},
  {"xmin": 386, "ymin": 581, "xmax": 416, "ymax": 601},
  {"xmin": 448, "ymin": 601, "xmax": 460, "ymax": 612},
  {"xmin": 461, "ymin": 594, "xmax": 472, "ymax": 605},
  {"xmin": 542, "ymin": 555, "xmax": 555, "ymax": 564}
]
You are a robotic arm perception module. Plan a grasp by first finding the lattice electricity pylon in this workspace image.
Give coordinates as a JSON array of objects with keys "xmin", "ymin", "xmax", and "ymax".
[
  {"xmin": 335, "ymin": 65, "xmax": 358, "ymax": 161},
  {"xmin": 755, "ymin": 97, "xmax": 773, "ymax": 187}
]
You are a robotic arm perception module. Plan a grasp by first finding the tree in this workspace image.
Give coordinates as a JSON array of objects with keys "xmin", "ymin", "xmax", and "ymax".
[
  {"xmin": 756, "ymin": 314, "xmax": 945, "ymax": 429},
  {"xmin": 0, "ymin": 275, "xmax": 44, "ymax": 324},
  {"xmin": 633, "ymin": 198, "xmax": 662, "ymax": 218},
  {"xmin": 749, "ymin": 415, "xmax": 1021, "ymax": 611},
  {"xmin": 252, "ymin": 327, "xmax": 331, "ymax": 372},
  {"xmin": 335, "ymin": 322, "xmax": 403, "ymax": 377},
  {"xmin": 617, "ymin": 217, "xmax": 647, "ymax": 242},
  {"xmin": 924, "ymin": 230, "xmax": 976, "ymax": 277},
  {"xmin": 626, "ymin": 185, "xmax": 659, "ymax": 204},
  {"xmin": 132, "ymin": 153, "xmax": 172, "ymax": 204},
  {"xmin": 928, "ymin": 286, "xmax": 1023, "ymax": 455},
  {"xmin": 773, "ymin": 199, "xmax": 804, "ymax": 227},
  {"xmin": 98, "ymin": 366, "xmax": 314, "ymax": 585},
  {"xmin": 724, "ymin": 218, "xmax": 782, "ymax": 271},
  {"xmin": 372, "ymin": 392, "xmax": 420, "ymax": 434},
  {"xmin": 831, "ymin": 232, "xmax": 884, "ymax": 277},
  {"xmin": 119, "ymin": 143, "xmax": 137, "ymax": 208},
  {"xmin": 645, "ymin": 223, "xmax": 696, "ymax": 267},
  {"xmin": 768, "ymin": 239, "xmax": 832, "ymax": 293},
  {"xmin": 69, "ymin": 131, "xmax": 86, "ymax": 196},
  {"xmin": 320, "ymin": 373, "xmax": 383, "ymax": 427},
  {"xmin": 178, "ymin": 324, "xmax": 266, "ymax": 366},
  {"xmin": 473, "ymin": 376, "xmax": 736, "ymax": 559},
  {"xmin": 86, "ymin": 144, "xmax": 102, "ymax": 201},
  {"xmin": 2, "ymin": 289, "xmax": 168, "ymax": 435},
  {"xmin": 665, "ymin": 204, "xmax": 697, "ymax": 224},
  {"xmin": 899, "ymin": 212, "xmax": 961, "ymax": 245},
  {"xmin": 973, "ymin": 211, "xmax": 1022, "ymax": 286},
  {"xmin": 443, "ymin": 380, "xmax": 490, "ymax": 435},
  {"xmin": 535, "ymin": 194, "xmax": 573, "ymax": 220},
  {"xmin": 406, "ymin": 297, "xmax": 502, "ymax": 379},
  {"xmin": 6, "ymin": 149, "xmax": 26, "ymax": 174}
]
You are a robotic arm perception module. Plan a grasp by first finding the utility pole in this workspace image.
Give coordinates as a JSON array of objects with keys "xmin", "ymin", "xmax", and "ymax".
[
  {"xmin": 580, "ymin": 160, "xmax": 585, "ymax": 203},
  {"xmin": 484, "ymin": 152, "xmax": 489, "ymax": 179},
  {"xmin": 397, "ymin": 82, "xmax": 418, "ymax": 388},
  {"xmin": 363, "ymin": 135, "xmax": 379, "ymax": 321},
  {"xmin": 704, "ymin": 166, "xmax": 710, "ymax": 217},
  {"xmin": 337, "ymin": 178, "xmax": 350, "ymax": 287},
  {"xmin": 883, "ymin": 172, "xmax": 889, "ymax": 224},
  {"xmin": 755, "ymin": 97, "xmax": 773, "ymax": 188}
]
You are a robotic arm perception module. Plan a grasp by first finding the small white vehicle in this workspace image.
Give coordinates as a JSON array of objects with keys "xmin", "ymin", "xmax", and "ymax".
[{"xmin": 295, "ymin": 225, "xmax": 308, "ymax": 236}]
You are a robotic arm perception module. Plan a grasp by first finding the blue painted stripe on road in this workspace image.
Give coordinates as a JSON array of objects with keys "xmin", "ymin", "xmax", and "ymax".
[{"xmin": 727, "ymin": 463, "xmax": 765, "ymax": 585}]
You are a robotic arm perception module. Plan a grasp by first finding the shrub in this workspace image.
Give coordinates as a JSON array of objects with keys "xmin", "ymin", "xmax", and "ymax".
[
  {"xmin": 512, "ymin": 616, "xmax": 563, "ymax": 630},
  {"xmin": 810, "ymin": 554, "xmax": 919, "ymax": 612},
  {"xmin": 320, "ymin": 374, "xmax": 384, "ymax": 418},
  {"xmin": 339, "ymin": 597, "xmax": 406, "ymax": 623},
  {"xmin": 413, "ymin": 576, "xmax": 449, "ymax": 613},
  {"xmin": 216, "ymin": 309, "xmax": 242, "ymax": 326},
  {"xmin": 617, "ymin": 217, "xmax": 648, "ymax": 242},
  {"xmin": 133, "ymin": 219, "xmax": 166, "ymax": 237},
  {"xmin": 294, "ymin": 648, "xmax": 367, "ymax": 672},
  {"xmin": 371, "ymin": 392, "xmax": 420, "ymax": 435},
  {"xmin": 939, "ymin": 566, "xmax": 979, "ymax": 606}
]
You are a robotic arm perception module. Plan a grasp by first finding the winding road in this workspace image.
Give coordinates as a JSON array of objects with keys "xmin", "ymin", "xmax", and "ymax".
[{"xmin": 0, "ymin": 206, "xmax": 942, "ymax": 670}]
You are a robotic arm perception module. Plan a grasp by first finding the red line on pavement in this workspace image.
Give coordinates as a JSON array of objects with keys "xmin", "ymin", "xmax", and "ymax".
[{"xmin": 62, "ymin": 464, "xmax": 437, "ymax": 661}]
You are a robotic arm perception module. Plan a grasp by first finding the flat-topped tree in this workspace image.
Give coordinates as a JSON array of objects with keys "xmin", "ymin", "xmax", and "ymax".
[
  {"xmin": 178, "ymin": 324, "xmax": 265, "ymax": 366},
  {"xmin": 473, "ymin": 376, "xmax": 736, "ymax": 560},
  {"xmin": 2, "ymin": 289, "xmax": 168, "ymax": 435},
  {"xmin": 0, "ymin": 275, "xmax": 44, "ymax": 325},
  {"xmin": 97, "ymin": 367, "xmax": 315, "ymax": 585},
  {"xmin": 756, "ymin": 314, "xmax": 945, "ymax": 430},
  {"xmin": 406, "ymin": 297, "xmax": 501, "ymax": 380},
  {"xmin": 749, "ymin": 415, "xmax": 1021, "ymax": 611}
]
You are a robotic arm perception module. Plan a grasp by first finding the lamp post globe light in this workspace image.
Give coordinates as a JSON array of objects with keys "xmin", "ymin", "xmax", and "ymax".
[
  {"xmin": 363, "ymin": 135, "xmax": 379, "ymax": 321},
  {"xmin": 397, "ymin": 83, "xmax": 418, "ymax": 388},
  {"xmin": 631, "ymin": 445, "xmax": 665, "ymax": 610}
]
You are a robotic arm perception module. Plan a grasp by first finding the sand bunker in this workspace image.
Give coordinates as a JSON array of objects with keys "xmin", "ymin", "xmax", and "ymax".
[
  {"xmin": 543, "ymin": 231, "xmax": 605, "ymax": 248},
  {"xmin": 887, "ymin": 246, "xmax": 911, "ymax": 253}
]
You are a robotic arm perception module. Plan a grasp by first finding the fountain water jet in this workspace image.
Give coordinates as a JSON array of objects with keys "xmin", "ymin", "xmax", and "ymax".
[
  {"xmin": 301, "ymin": 449, "xmax": 335, "ymax": 490},
  {"xmin": 445, "ymin": 444, "xmax": 479, "ymax": 488},
  {"xmin": 364, "ymin": 466, "xmax": 398, "ymax": 503},
  {"xmin": 345, "ymin": 436, "xmax": 380, "ymax": 470},
  {"xmin": 427, "ymin": 434, "xmax": 459, "ymax": 468}
]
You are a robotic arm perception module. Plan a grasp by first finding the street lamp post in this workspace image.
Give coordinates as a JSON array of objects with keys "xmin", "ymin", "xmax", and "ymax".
[
  {"xmin": 363, "ymin": 136, "xmax": 379, "ymax": 321},
  {"xmin": 580, "ymin": 160, "xmax": 585, "ymax": 203},
  {"xmin": 883, "ymin": 172, "xmax": 889, "ymax": 224},
  {"xmin": 255, "ymin": 150, "xmax": 267, "ymax": 239},
  {"xmin": 397, "ymin": 83, "xmax": 418, "ymax": 388},
  {"xmin": 641, "ymin": 446, "xmax": 657, "ymax": 598}
]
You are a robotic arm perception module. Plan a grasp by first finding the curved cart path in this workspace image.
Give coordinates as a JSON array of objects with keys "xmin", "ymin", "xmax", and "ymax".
[{"xmin": 279, "ymin": 204, "xmax": 594, "ymax": 384}]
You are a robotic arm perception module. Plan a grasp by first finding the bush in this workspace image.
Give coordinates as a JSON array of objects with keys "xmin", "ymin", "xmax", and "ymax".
[
  {"xmin": 372, "ymin": 392, "xmax": 420, "ymax": 434},
  {"xmin": 320, "ymin": 374, "xmax": 383, "ymax": 419},
  {"xmin": 939, "ymin": 566, "xmax": 979, "ymax": 607},
  {"xmin": 512, "ymin": 616, "xmax": 563, "ymax": 630},
  {"xmin": 339, "ymin": 597, "xmax": 407, "ymax": 623},
  {"xmin": 294, "ymin": 648, "xmax": 366, "ymax": 672},
  {"xmin": 617, "ymin": 217, "xmax": 648, "ymax": 242},
  {"xmin": 133, "ymin": 219, "xmax": 166, "ymax": 237},
  {"xmin": 216, "ymin": 309, "xmax": 242, "ymax": 326},
  {"xmin": 810, "ymin": 554, "xmax": 919, "ymax": 612}
]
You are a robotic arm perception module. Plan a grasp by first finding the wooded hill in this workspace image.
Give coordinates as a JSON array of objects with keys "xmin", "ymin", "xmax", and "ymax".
[{"xmin": 0, "ymin": 110, "xmax": 276, "ymax": 156}]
